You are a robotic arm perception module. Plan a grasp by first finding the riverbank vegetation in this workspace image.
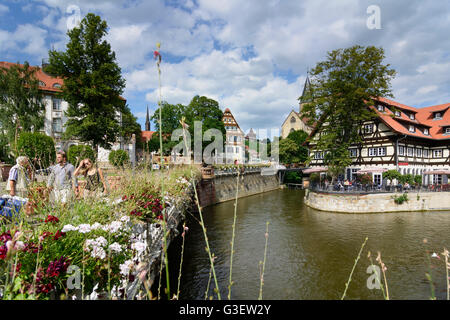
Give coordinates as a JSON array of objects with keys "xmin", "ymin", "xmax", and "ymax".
[{"xmin": 0, "ymin": 166, "xmax": 199, "ymax": 300}]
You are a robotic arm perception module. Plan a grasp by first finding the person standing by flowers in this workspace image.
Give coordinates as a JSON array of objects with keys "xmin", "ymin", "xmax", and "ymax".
[
  {"xmin": 6, "ymin": 156, "xmax": 33, "ymax": 198},
  {"xmin": 47, "ymin": 151, "xmax": 78, "ymax": 204},
  {"xmin": 74, "ymin": 158, "xmax": 108, "ymax": 198}
]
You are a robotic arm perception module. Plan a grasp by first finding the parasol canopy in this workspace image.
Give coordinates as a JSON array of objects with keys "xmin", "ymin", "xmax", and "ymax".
[
  {"xmin": 356, "ymin": 167, "xmax": 388, "ymax": 174},
  {"xmin": 423, "ymin": 170, "xmax": 450, "ymax": 175},
  {"xmin": 302, "ymin": 167, "xmax": 328, "ymax": 174}
]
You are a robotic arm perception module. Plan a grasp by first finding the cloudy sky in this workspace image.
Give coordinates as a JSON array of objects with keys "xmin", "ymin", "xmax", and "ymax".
[{"xmin": 0, "ymin": 0, "xmax": 449, "ymax": 136}]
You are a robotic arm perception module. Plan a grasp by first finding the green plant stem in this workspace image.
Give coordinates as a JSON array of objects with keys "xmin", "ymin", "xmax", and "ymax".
[
  {"xmin": 192, "ymin": 174, "xmax": 221, "ymax": 300},
  {"xmin": 258, "ymin": 221, "xmax": 269, "ymax": 300},
  {"xmin": 341, "ymin": 236, "xmax": 368, "ymax": 300},
  {"xmin": 205, "ymin": 264, "xmax": 212, "ymax": 300},
  {"xmin": 176, "ymin": 223, "xmax": 187, "ymax": 300},
  {"xmin": 228, "ymin": 171, "xmax": 239, "ymax": 300}
]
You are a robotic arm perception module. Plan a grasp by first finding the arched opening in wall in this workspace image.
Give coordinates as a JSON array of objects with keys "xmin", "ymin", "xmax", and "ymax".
[{"xmin": 290, "ymin": 116, "xmax": 296, "ymax": 123}]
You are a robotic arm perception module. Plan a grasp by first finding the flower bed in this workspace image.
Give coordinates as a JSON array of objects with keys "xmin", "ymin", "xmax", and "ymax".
[{"xmin": 0, "ymin": 166, "xmax": 199, "ymax": 300}]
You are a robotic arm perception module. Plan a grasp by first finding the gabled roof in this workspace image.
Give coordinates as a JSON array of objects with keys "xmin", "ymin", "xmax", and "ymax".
[{"xmin": 0, "ymin": 61, "xmax": 126, "ymax": 101}]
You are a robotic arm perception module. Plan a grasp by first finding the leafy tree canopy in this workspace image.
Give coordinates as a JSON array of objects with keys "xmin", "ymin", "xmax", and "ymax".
[
  {"xmin": 0, "ymin": 62, "xmax": 45, "ymax": 143},
  {"xmin": 45, "ymin": 13, "xmax": 126, "ymax": 151},
  {"xmin": 301, "ymin": 45, "xmax": 396, "ymax": 175}
]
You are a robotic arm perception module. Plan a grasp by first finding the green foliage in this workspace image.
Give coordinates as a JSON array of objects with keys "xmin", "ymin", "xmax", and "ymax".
[
  {"xmin": 109, "ymin": 149, "xmax": 128, "ymax": 168},
  {"xmin": 151, "ymin": 96, "xmax": 226, "ymax": 157},
  {"xmin": 0, "ymin": 61, "xmax": 45, "ymax": 142},
  {"xmin": 310, "ymin": 172, "xmax": 320, "ymax": 183},
  {"xmin": 383, "ymin": 170, "xmax": 401, "ymax": 181},
  {"xmin": 302, "ymin": 45, "xmax": 396, "ymax": 173},
  {"xmin": 414, "ymin": 175, "xmax": 422, "ymax": 185},
  {"xmin": 120, "ymin": 104, "xmax": 142, "ymax": 147},
  {"xmin": 0, "ymin": 134, "xmax": 14, "ymax": 164},
  {"xmin": 67, "ymin": 144, "xmax": 95, "ymax": 167},
  {"xmin": 284, "ymin": 171, "xmax": 302, "ymax": 184},
  {"xmin": 393, "ymin": 193, "xmax": 408, "ymax": 205},
  {"xmin": 359, "ymin": 173, "xmax": 373, "ymax": 185},
  {"xmin": 279, "ymin": 138, "xmax": 301, "ymax": 164},
  {"xmin": 16, "ymin": 132, "xmax": 55, "ymax": 169},
  {"xmin": 286, "ymin": 130, "xmax": 309, "ymax": 163},
  {"xmin": 45, "ymin": 13, "xmax": 126, "ymax": 150}
]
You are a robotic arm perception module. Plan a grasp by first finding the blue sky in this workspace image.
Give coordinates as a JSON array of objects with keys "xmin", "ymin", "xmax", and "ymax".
[{"xmin": 1, "ymin": 0, "xmax": 449, "ymax": 137}]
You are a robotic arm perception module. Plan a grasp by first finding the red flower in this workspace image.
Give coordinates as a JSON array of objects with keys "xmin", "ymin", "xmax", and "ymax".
[
  {"xmin": 156, "ymin": 215, "xmax": 163, "ymax": 220},
  {"xmin": 45, "ymin": 215, "xmax": 59, "ymax": 224},
  {"xmin": 53, "ymin": 230, "xmax": 66, "ymax": 241},
  {"xmin": 0, "ymin": 231, "xmax": 12, "ymax": 244},
  {"xmin": 0, "ymin": 245, "xmax": 7, "ymax": 260}
]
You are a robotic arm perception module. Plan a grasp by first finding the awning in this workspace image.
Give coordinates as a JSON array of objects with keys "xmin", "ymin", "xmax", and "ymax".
[
  {"xmin": 302, "ymin": 167, "xmax": 328, "ymax": 174},
  {"xmin": 423, "ymin": 170, "xmax": 450, "ymax": 175},
  {"xmin": 357, "ymin": 167, "xmax": 388, "ymax": 174}
]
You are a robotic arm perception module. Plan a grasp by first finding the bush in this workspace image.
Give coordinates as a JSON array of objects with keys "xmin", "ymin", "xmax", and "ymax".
[
  {"xmin": 68, "ymin": 144, "xmax": 95, "ymax": 167},
  {"xmin": 414, "ymin": 175, "xmax": 422, "ymax": 185},
  {"xmin": 0, "ymin": 134, "xmax": 14, "ymax": 164},
  {"xmin": 393, "ymin": 193, "xmax": 408, "ymax": 204},
  {"xmin": 285, "ymin": 171, "xmax": 302, "ymax": 184},
  {"xmin": 109, "ymin": 149, "xmax": 129, "ymax": 168},
  {"xmin": 359, "ymin": 173, "xmax": 372, "ymax": 185},
  {"xmin": 16, "ymin": 132, "xmax": 55, "ymax": 169},
  {"xmin": 383, "ymin": 170, "xmax": 401, "ymax": 181}
]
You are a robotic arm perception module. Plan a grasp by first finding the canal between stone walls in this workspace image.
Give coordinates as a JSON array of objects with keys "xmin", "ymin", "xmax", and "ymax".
[{"xmin": 157, "ymin": 188, "xmax": 450, "ymax": 300}]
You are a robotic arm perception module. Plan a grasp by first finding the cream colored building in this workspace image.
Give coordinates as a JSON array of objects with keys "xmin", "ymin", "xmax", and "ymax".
[{"xmin": 223, "ymin": 108, "xmax": 245, "ymax": 164}]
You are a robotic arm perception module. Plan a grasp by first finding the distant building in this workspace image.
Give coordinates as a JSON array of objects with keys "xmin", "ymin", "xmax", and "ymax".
[
  {"xmin": 245, "ymin": 128, "xmax": 260, "ymax": 163},
  {"xmin": 141, "ymin": 106, "xmax": 155, "ymax": 142},
  {"xmin": 281, "ymin": 75, "xmax": 313, "ymax": 138},
  {"xmin": 0, "ymin": 60, "xmax": 129, "ymax": 164},
  {"xmin": 222, "ymin": 108, "xmax": 245, "ymax": 164}
]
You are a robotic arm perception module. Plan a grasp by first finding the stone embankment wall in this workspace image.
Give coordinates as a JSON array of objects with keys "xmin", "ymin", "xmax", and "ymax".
[
  {"xmin": 304, "ymin": 189, "xmax": 450, "ymax": 213},
  {"xmin": 198, "ymin": 172, "xmax": 280, "ymax": 207}
]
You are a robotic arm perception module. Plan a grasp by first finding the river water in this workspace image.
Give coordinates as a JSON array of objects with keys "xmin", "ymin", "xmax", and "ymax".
[{"xmin": 166, "ymin": 189, "xmax": 450, "ymax": 300}]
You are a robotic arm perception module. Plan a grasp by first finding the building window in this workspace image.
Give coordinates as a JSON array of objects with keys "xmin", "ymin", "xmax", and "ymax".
[
  {"xmin": 290, "ymin": 116, "xmax": 296, "ymax": 123},
  {"xmin": 445, "ymin": 127, "xmax": 450, "ymax": 134},
  {"xmin": 52, "ymin": 118, "xmax": 62, "ymax": 133},
  {"xmin": 408, "ymin": 125, "xmax": 415, "ymax": 133},
  {"xmin": 314, "ymin": 152, "xmax": 324, "ymax": 160},
  {"xmin": 377, "ymin": 105, "xmax": 384, "ymax": 112},
  {"xmin": 364, "ymin": 124, "xmax": 373, "ymax": 134},
  {"xmin": 39, "ymin": 81, "xmax": 46, "ymax": 87},
  {"xmin": 398, "ymin": 146, "xmax": 405, "ymax": 156},
  {"xmin": 235, "ymin": 147, "xmax": 239, "ymax": 154},
  {"xmin": 369, "ymin": 147, "xmax": 386, "ymax": 156},
  {"xmin": 349, "ymin": 148, "xmax": 358, "ymax": 158},
  {"xmin": 52, "ymin": 98, "xmax": 62, "ymax": 111},
  {"xmin": 434, "ymin": 112, "xmax": 442, "ymax": 120},
  {"xmin": 416, "ymin": 148, "xmax": 422, "ymax": 157},
  {"xmin": 424, "ymin": 128, "xmax": 429, "ymax": 135},
  {"xmin": 395, "ymin": 111, "xmax": 401, "ymax": 117},
  {"xmin": 423, "ymin": 149, "xmax": 429, "ymax": 158},
  {"xmin": 407, "ymin": 147, "xmax": 414, "ymax": 157},
  {"xmin": 53, "ymin": 83, "xmax": 61, "ymax": 89},
  {"xmin": 409, "ymin": 113, "xmax": 415, "ymax": 120},
  {"xmin": 433, "ymin": 149, "xmax": 443, "ymax": 158}
]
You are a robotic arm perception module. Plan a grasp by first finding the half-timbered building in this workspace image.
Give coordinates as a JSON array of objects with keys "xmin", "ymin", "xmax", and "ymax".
[{"xmin": 307, "ymin": 97, "xmax": 450, "ymax": 185}]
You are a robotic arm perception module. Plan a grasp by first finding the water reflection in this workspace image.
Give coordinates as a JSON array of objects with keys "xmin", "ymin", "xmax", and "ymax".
[{"xmin": 170, "ymin": 189, "xmax": 450, "ymax": 300}]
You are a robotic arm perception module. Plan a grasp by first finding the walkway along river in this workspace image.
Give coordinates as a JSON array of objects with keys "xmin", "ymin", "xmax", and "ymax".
[{"xmin": 162, "ymin": 189, "xmax": 450, "ymax": 300}]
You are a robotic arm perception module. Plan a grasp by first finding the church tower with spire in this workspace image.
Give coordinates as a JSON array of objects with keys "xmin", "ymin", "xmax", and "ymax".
[{"xmin": 145, "ymin": 105, "xmax": 151, "ymax": 131}]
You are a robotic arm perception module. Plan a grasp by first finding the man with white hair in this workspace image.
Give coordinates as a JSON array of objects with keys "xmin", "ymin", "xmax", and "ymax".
[
  {"xmin": 6, "ymin": 156, "xmax": 32, "ymax": 198},
  {"xmin": 47, "ymin": 151, "xmax": 78, "ymax": 204}
]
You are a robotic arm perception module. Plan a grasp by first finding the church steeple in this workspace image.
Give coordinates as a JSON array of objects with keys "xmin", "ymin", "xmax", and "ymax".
[
  {"xmin": 299, "ymin": 70, "xmax": 312, "ymax": 112},
  {"xmin": 145, "ymin": 105, "xmax": 151, "ymax": 131}
]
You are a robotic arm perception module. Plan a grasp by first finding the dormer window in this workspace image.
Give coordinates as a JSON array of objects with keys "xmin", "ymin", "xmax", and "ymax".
[
  {"xmin": 53, "ymin": 83, "xmax": 61, "ymax": 89},
  {"xmin": 446, "ymin": 127, "xmax": 450, "ymax": 134},
  {"xmin": 409, "ymin": 113, "xmax": 415, "ymax": 120},
  {"xmin": 395, "ymin": 111, "xmax": 401, "ymax": 117},
  {"xmin": 424, "ymin": 128, "xmax": 429, "ymax": 135},
  {"xmin": 377, "ymin": 105, "xmax": 384, "ymax": 112},
  {"xmin": 364, "ymin": 124, "xmax": 373, "ymax": 134},
  {"xmin": 39, "ymin": 81, "xmax": 46, "ymax": 87},
  {"xmin": 434, "ymin": 112, "xmax": 442, "ymax": 120},
  {"xmin": 408, "ymin": 125, "xmax": 415, "ymax": 133}
]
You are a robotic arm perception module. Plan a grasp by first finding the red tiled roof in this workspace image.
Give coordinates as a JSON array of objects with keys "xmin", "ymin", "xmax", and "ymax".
[
  {"xmin": 141, "ymin": 131, "xmax": 155, "ymax": 142},
  {"xmin": 0, "ymin": 61, "xmax": 126, "ymax": 101}
]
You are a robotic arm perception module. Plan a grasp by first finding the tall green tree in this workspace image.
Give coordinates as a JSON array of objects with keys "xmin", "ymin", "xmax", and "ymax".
[
  {"xmin": 279, "ymin": 138, "xmax": 301, "ymax": 164},
  {"xmin": 120, "ymin": 104, "xmax": 143, "ymax": 147},
  {"xmin": 286, "ymin": 129, "xmax": 309, "ymax": 163},
  {"xmin": 301, "ymin": 45, "xmax": 396, "ymax": 175},
  {"xmin": 151, "ymin": 102, "xmax": 185, "ymax": 134},
  {"xmin": 45, "ymin": 13, "xmax": 126, "ymax": 152},
  {"xmin": 0, "ymin": 62, "xmax": 45, "ymax": 143}
]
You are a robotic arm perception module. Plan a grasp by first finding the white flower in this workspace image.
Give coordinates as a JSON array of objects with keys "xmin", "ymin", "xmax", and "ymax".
[
  {"xmin": 107, "ymin": 221, "xmax": 123, "ymax": 234},
  {"xmin": 91, "ymin": 246, "xmax": 106, "ymax": 259},
  {"xmin": 109, "ymin": 242, "xmax": 122, "ymax": 253},
  {"xmin": 84, "ymin": 239, "xmax": 96, "ymax": 251},
  {"xmin": 119, "ymin": 259, "xmax": 134, "ymax": 276},
  {"xmin": 78, "ymin": 224, "xmax": 91, "ymax": 234},
  {"xmin": 91, "ymin": 222, "xmax": 103, "ymax": 230},
  {"xmin": 95, "ymin": 236, "xmax": 108, "ymax": 247},
  {"xmin": 61, "ymin": 224, "xmax": 78, "ymax": 233},
  {"xmin": 131, "ymin": 241, "xmax": 147, "ymax": 256},
  {"xmin": 120, "ymin": 216, "xmax": 130, "ymax": 223}
]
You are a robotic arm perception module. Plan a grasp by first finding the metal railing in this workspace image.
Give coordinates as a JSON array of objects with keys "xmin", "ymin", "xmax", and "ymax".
[{"xmin": 309, "ymin": 183, "xmax": 450, "ymax": 194}]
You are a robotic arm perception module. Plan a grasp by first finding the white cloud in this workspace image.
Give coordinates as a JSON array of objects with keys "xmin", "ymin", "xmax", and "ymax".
[{"xmin": 0, "ymin": 24, "xmax": 48, "ymax": 58}]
